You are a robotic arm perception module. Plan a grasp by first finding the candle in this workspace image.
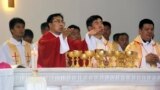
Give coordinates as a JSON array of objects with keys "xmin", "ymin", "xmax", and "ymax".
[{"xmin": 31, "ymin": 45, "xmax": 38, "ymax": 69}]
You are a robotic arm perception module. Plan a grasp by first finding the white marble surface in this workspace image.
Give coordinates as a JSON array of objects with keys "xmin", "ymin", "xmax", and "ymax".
[
  {"xmin": 12, "ymin": 68, "xmax": 160, "ymax": 90},
  {"xmin": 1, "ymin": 68, "xmax": 160, "ymax": 90}
]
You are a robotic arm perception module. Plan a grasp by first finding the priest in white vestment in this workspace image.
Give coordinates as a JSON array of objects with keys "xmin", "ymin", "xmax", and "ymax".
[
  {"xmin": 0, "ymin": 18, "xmax": 32, "ymax": 67},
  {"xmin": 125, "ymin": 19, "xmax": 160, "ymax": 68},
  {"xmin": 84, "ymin": 15, "xmax": 114, "ymax": 51}
]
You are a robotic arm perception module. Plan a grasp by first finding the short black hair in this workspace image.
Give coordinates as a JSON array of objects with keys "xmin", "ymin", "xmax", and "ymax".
[
  {"xmin": 86, "ymin": 15, "xmax": 103, "ymax": 28},
  {"xmin": 139, "ymin": 19, "xmax": 154, "ymax": 29},
  {"xmin": 68, "ymin": 25, "xmax": 80, "ymax": 31},
  {"xmin": 41, "ymin": 22, "xmax": 49, "ymax": 31},
  {"xmin": 9, "ymin": 17, "xmax": 25, "ymax": 30},
  {"xmin": 47, "ymin": 13, "xmax": 63, "ymax": 23},
  {"xmin": 103, "ymin": 21, "xmax": 111, "ymax": 29},
  {"xmin": 23, "ymin": 29, "xmax": 34, "ymax": 38},
  {"xmin": 119, "ymin": 33, "xmax": 129, "ymax": 39},
  {"xmin": 113, "ymin": 33, "xmax": 120, "ymax": 41}
]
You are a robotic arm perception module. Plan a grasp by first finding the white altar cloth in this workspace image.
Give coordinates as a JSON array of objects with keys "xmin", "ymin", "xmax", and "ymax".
[{"xmin": 0, "ymin": 69, "xmax": 14, "ymax": 90}]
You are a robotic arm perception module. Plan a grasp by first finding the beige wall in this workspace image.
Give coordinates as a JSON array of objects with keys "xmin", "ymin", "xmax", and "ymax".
[{"xmin": 0, "ymin": 0, "xmax": 160, "ymax": 44}]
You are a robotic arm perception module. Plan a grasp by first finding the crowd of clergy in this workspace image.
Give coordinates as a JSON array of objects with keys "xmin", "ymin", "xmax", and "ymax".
[{"xmin": 0, "ymin": 13, "xmax": 160, "ymax": 68}]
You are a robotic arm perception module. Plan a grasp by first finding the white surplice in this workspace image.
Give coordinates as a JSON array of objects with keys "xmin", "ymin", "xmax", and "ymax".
[{"xmin": 0, "ymin": 38, "xmax": 31, "ymax": 66}]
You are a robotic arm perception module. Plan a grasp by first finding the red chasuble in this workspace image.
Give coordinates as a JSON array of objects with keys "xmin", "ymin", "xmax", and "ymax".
[
  {"xmin": 67, "ymin": 38, "xmax": 87, "ymax": 51},
  {"xmin": 38, "ymin": 32, "xmax": 66, "ymax": 67}
]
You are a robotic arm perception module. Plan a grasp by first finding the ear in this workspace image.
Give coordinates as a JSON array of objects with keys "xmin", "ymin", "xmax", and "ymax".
[{"xmin": 48, "ymin": 23, "xmax": 52, "ymax": 28}]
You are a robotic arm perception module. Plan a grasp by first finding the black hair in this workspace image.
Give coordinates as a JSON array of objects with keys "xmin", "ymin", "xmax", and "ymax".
[
  {"xmin": 47, "ymin": 13, "xmax": 63, "ymax": 23},
  {"xmin": 68, "ymin": 25, "xmax": 80, "ymax": 31},
  {"xmin": 9, "ymin": 17, "xmax": 25, "ymax": 30},
  {"xmin": 113, "ymin": 33, "xmax": 120, "ymax": 41},
  {"xmin": 23, "ymin": 29, "xmax": 34, "ymax": 38},
  {"xmin": 86, "ymin": 15, "xmax": 103, "ymax": 28},
  {"xmin": 139, "ymin": 19, "xmax": 154, "ymax": 29},
  {"xmin": 41, "ymin": 22, "xmax": 49, "ymax": 31},
  {"xmin": 103, "ymin": 21, "xmax": 111, "ymax": 29},
  {"xmin": 120, "ymin": 33, "xmax": 129, "ymax": 38}
]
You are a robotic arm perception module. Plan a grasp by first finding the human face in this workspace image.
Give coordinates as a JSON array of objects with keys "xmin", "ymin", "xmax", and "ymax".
[
  {"xmin": 118, "ymin": 35, "xmax": 129, "ymax": 50},
  {"xmin": 23, "ymin": 36, "xmax": 33, "ymax": 43},
  {"xmin": 103, "ymin": 26, "xmax": 111, "ymax": 40},
  {"xmin": 11, "ymin": 23, "xmax": 25, "ymax": 39},
  {"xmin": 49, "ymin": 16, "xmax": 65, "ymax": 35},
  {"xmin": 41, "ymin": 27, "xmax": 49, "ymax": 35},
  {"xmin": 139, "ymin": 24, "xmax": 154, "ymax": 41},
  {"xmin": 69, "ymin": 29, "xmax": 81, "ymax": 40},
  {"xmin": 90, "ymin": 18, "xmax": 104, "ymax": 35}
]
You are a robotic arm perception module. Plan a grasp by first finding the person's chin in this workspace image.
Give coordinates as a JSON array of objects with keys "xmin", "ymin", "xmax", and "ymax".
[
  {"xmin": 18, "ymin": 36, "xmax": 23, "ymax": 38},
  {"xmin": 146, "ymin": 38, "xmax": 152, "ymax": 41}
]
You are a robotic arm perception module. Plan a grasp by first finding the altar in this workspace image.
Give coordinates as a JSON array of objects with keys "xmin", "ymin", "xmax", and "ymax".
[
  {"xmin": 11, "ymin": 68, "xmax": 160, "ymax": 90},
  {"xmin": 0, "ymin": 68, "xmax": 160, "ymax": 90}
]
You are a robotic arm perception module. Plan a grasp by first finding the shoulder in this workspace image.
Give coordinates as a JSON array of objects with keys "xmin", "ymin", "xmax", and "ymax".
[
  {"xmin": 0, "ymin": 41, "xmax": 10, "ymax": 54},
  {"xmin": 39, "ymin": 32, "xmax": 57, "ymax": 45},
  {"xmin": 125, "ymin": 40, "xmax": 141, "ymax": 51},
  {"xmin": 23, "ymin": 41, "xmax": 31, "ymax": 47},
  {"xmin": 0, "ymin": 40, "xmax": 10, "ymax": 49},
  {"xmin": 41, "ymin": 32, "xmax": 54, "ymax": 40},
  {"xmin": 154, "ymin": 41, "xmax": 160, "ymax": 47}
]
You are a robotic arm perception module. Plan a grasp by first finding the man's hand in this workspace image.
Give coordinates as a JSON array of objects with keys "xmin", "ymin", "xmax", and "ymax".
[
  {"xmin": 146, "ymin": 53, "xmax": 159, "ymax": 64},
  {"xmin": 62, "ymin": 28, "xmax": 73, "ymax": 39},
  {"xmin": 88, "ymin": 28, "xmax": 101, "ymax": 37},
  {"xmin": 88, "ymin": 27, "xmax": 104, "ymax": 38},
  {"xmin": 88, "ymin": 29, "xmax": 97, "ymax": 36}
]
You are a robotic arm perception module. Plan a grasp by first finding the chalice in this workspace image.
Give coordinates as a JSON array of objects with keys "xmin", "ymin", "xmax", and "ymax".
[
  {"xmin": 115, "ymin": 51, "xmax": 125, "ymax": 67},
  {"xmin": 85, "ymin": 50, "xmax": 95, "ymax": 67},
  {"xmin": 73, "ymin": 50, "xmax": 82, "ymax": 67},
  {"xmin": 107, "ymin": 51, "xmax": 116, "ymax": 67},
  {"xmin": 80, "ymin": 53, "xmax": 88, "ymax": 67},
  {"xmin": 125, "ymin": 51, "xmax": 138, "ymax": 68},
  {"xmin": 68, "ymin": 51, "xmax": 75, "ymax": 67},
  {"xmin": 96, "ymin": 49, "xmax": 106, "ymax": 68}
]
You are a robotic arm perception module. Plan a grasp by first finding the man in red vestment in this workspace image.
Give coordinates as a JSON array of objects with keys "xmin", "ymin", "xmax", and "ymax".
[
  {"xmin": 67, "ymin": 25, "xmax": 84, "ymax": 51},
  {"xmin": 66, "ymin": 25, "xmax": 86, "ymax": 66},
  {"xmin": 38, "ymin": 13, "xmax": 73, "ymax": 67}
]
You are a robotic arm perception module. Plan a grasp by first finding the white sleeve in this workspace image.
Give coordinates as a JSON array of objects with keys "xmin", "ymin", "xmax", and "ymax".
[
  {"xmin": 59, "ymin": 34, "xmax": 69, "ymax": 54},
  {"xmin": 85, "ymin": 33, "xmax": 95, "ymax": 50}
]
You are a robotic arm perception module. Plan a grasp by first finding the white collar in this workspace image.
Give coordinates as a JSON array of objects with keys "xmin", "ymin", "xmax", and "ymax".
[
  {"xmin": 50, "ymin": 31, "xmax": 61, "ymax": 37},
  {"xmin": 140, "ymin": 37, "xmax": 154, "ymax": 46},
  {"xmin": 10, "ymin": 37, "xmax": 25, "ymax": 45}
]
